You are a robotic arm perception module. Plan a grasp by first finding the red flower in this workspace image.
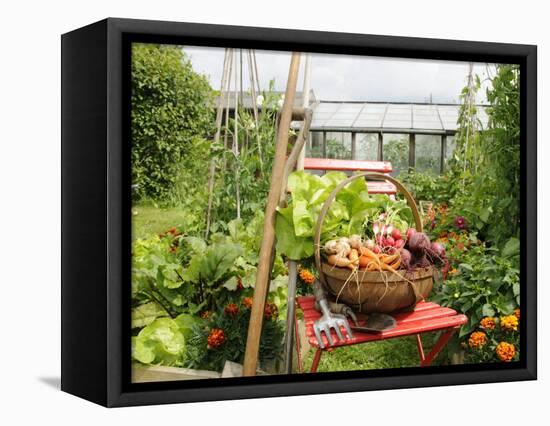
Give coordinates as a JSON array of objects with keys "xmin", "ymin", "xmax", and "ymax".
[
  {"xmin": 264, "ymin": 302, "xmax": 279, "ymax": 319},
  {"xmin": 454, "ymin": 216, "xmax": 467, "ymax": 230},
  {"xmin": 224, "ymin": 303, "xmax": 239, "ymax": 317},
  {"xmin": 207, "ymin": 328, "xmax": 225, "ymax": 349}
]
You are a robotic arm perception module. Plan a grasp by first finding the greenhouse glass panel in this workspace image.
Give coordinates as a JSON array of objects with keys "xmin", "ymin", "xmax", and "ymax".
[
  {"xmin": 415, "ymin": 135, "xmax": 442, "ymax": 174},
  {"xmin": 355, "ymin": 133, "xmax": 378, "ymax": 161},
  {"xmin": 445, "ymin": 135, "xmax": 457, "ymax": 163},
  {"xmin": 382, "ymin": 134, "xmax": 409, "ymax": 176},
  {"xmin": 307, "ymin": 131, "xmax": 324, "ymax": 157},
  {"xmin": 325, "ymin": 132, "xmax": 352, "ymax": 159}
]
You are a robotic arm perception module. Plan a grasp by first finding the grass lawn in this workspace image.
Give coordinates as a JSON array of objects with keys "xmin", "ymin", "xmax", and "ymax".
[
  {"xmin": 132, "ymin": 203, "xmax": 442, "ymax": 372},
  {"xmin": 302, "ymin": 334, "xmax": 440, "ymax": 372},
  {"xmin": 132, "ymin": 204, "xmax": 188, "ymax": 240}
]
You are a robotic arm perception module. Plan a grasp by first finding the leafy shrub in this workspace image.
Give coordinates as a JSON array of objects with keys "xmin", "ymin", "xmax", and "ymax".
[
  {"xmin": 131, "ymin": 44, "xmax": 214, "ymax": 201},
  {"xmin": 432, "ymin": 242, "xmax": 519, "ymax": 338}
]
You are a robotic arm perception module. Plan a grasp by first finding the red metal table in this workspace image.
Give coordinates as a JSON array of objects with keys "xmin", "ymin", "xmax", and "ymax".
[{"xmin": 295, "ymin": 296, "xmax": 468, "ymax": 373}]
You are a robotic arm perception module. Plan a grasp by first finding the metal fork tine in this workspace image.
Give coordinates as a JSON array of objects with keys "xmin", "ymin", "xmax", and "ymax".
[
  {"xmin": 323, "ymin": 324, "xmax": 334, "ymax": 346},
  {"xmin": 313, "ymin": 324, "xmax": 325, "ymax": 349},
  {"xmin": 341, "ymin": 319, "xmax": 354, "ymax": 340},
  {"xmin": 333, "ymin": 323, "xmax": 344, "ymax": 341}
]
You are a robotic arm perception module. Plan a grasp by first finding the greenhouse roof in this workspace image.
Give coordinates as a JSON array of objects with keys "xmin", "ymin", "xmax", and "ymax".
[{"xmin": 308, "ymin": 101, "xmax": 489, "ymax": 134}]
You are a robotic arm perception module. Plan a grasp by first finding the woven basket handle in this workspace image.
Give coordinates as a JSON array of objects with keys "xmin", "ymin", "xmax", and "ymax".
[{"xmin": 314, "ymin": 172, "xmax": 422, "ymax": 286}]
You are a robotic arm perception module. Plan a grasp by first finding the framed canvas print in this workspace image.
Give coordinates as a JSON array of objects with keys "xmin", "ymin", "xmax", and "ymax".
[{"xmin": 61, "ymin": 18, "xmax": 537, "ymax": 407}]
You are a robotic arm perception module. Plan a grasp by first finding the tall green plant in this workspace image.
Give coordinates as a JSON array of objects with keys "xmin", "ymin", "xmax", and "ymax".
[
  {"xmin": 447, "ymin": 65, "xmax": 520, "ymax": 247},
  {"xmin": 131, "ymin": 44, "xmax": 215, "ymax": 201}
]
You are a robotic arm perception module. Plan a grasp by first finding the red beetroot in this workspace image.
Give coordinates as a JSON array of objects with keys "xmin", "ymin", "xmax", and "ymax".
[
  {"xmin": 408, "ymin": 232, "xmax": 431, "ymax": 257},
  {"xmin": 400, "ymin": 248, "xmax": 412, "ymax": 269}
]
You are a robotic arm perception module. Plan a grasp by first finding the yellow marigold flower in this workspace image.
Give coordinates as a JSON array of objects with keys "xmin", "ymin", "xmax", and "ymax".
[
  {"xmin": 299, "ymin": 268, "xmax": 316, "ymax": 285},
  {"xmin": 500, "ymin": 315, "xmax": 519, "ymax": 332},
  {"xmin": 514, "ymin": 308, "xmax": 520, "ymax": 320},
  {"xmin": 496, "ymin": 342, "xmax": 516, "ymax": 362},
  {"xmin": 480, "ymin": 317, "xmax": 496, "ymax": 330},
  {"xmin": 468, "ymin": 331, "xmax": 487, "ymax": 349}
]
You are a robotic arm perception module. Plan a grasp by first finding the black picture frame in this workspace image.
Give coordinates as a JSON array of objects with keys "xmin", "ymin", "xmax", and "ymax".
[{"xmin": 61, "ymin": 17, "xmax": 537, "ymax": 407}]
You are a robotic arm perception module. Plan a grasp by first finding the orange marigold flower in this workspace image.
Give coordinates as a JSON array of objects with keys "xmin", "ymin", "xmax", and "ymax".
[
  {"xmin": 299, "ymin": 268, "xmax": 316, "ymax": 285},
  {"xmin": 242, "ymin": 297, "xmax": 253, "ymax": 309},
  {"xmin": 514, "ymin": 308, "xmax": 520, "ymax": 320},
  {"xmin": 200, "ymin": 310, "xmax": 211, "ymax": 319},
  {"xmin": 468, "ymin": 331, "xmax": 487, "ymax": 349},
  {"xmin": 438, "ymin": 205, "xmax": 449, "ymax": 216},
  {"xmin": 480, "ymin": 317, "xmax": 496, "ymax": 330},
  {"xmin": 224, "ymin": 303, "xmax": 239, "ymax": 317},
  {"xmin": 500, "ymin": 315, "xmax": 519, "ymax": 332},
  {"xmin": 456, "ymin": 242, "xmax": 465, "ymax": 251},
  {"xmin": 496, "ymin": 342, "xmax": 516, "ymax": 362},
  {"xmin": 448, "ymin": 268, "xmax": 458, "ymax": 276},
  {"xmin": 207, "ymin": 328, "xmax": 225, "ymax": 349}
]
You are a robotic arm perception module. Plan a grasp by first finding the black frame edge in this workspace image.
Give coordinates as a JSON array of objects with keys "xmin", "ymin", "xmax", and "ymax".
[{"xmin": 61, "ymin": 19, "xmax": 109, "ymax": 406}]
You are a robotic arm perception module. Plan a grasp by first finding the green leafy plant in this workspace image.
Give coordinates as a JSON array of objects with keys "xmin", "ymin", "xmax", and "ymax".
[{"xmin": 432, "ymin": 243, "xmax": 519, "ymax": 338}]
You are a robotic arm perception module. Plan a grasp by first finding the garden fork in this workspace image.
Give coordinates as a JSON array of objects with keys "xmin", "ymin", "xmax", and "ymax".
[{"xmin": 313, "ymin": 280, "xmax": 354, "ymax": 349}]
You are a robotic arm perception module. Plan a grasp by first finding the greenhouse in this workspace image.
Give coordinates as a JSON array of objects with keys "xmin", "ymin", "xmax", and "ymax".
[{"xmin": 304, "ymin": 101, "xmax": 489, "ymax": 175}]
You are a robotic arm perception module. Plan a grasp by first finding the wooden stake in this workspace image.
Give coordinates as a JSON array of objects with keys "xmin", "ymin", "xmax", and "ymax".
[{"xmin": 242, "ymin": 52, "xmax": 301, "ymax": 376}]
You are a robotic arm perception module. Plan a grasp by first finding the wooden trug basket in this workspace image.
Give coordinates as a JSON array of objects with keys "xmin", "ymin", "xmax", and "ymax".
[{"xmin": 314, "ymin": 172, "xmax": 434, "ymax": 314}]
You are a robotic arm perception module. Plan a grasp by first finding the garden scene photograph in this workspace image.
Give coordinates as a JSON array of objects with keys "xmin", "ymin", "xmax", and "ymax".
[{"xmin": 129, "ymin": 43, "xmax": 521, "ymax": 382}]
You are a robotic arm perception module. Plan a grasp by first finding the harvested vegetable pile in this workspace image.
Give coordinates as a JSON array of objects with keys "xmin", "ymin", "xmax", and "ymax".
[{"xmin": 323, "ymin": 227, "xmax": 447, "ymax": 275}]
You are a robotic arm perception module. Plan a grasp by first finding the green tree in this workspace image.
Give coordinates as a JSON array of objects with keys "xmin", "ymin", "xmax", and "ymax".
[{"xmin": 131, "ymin": 44, "xmax": 214, "ymax": 201}]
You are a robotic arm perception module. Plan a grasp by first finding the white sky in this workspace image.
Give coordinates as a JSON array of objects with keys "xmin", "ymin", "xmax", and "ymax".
[{"xmin": 183, "ymin": 46, "xmax": 499, "ymax": 104}]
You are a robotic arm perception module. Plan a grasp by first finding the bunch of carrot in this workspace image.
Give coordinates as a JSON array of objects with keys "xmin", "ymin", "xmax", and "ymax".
[{"xmin": 324, "ymin": 235, "xmax": 402, "ymax": 273}]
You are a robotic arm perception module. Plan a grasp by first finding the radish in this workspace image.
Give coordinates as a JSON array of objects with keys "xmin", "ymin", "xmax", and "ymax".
[
  {"xmin": 373, "ymin": 245, "xmax": 381, "ymax": 254},
  {"xmin": 391, "ymin": 228, "xmax": 402, "ymax": 241},
  {"xmin": 385, "ymin": 236, "xmax": 396, "ymax": 247},
  {"xmin": 406, "ymin": 228, "xmax": 417, "ymax": 241},
  {"xmin": 394, "ymin": 239, "xmax": 405, "ymax": 249}
]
